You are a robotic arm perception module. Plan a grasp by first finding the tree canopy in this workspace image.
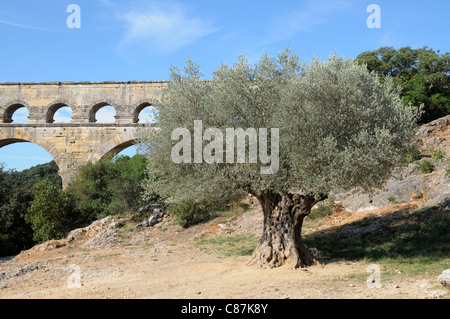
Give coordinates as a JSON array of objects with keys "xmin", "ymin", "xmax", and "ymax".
[
  {"xmin": 140, "ymin": 49, "xmax": 420, "ymax": 268},
  {"xmin": 0, "ymin": 161, "xmax": 61, "ymax": 256},
  {"xmin": 356, "ymin": 46, "xmax": 450, "ymax": 123}
]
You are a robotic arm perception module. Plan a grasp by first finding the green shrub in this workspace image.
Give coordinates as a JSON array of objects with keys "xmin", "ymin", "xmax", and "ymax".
[
  {"xmin": 419, "ymin": 160, "xmax": 434, "ymax": 174},
  {"xmin": 309, "ymin": 205, "xmax": 333, "ymax": 220},
  {"xmin": 427, "ymin": 147, "xmax": 447, "ymax": 162},
  {"xmin": 309, "ymin": 197, "xmax": 341, "ymax": 220},
  {"xmin": 388, "ymin": 196, "xmax": 397, "ymax": 203},
  {"xmin": 0, "ymin": 234, "xmax": 16, "ymax": 257},
  {"xmin": 167, "ymin": 201, "xmax": 211, "ymax": 228},
  {"xmin": 67, "ymin": 154, "xmax": 151, "ymax": 219},
  {"xmin": 446, "ymin": 163, "xmax": 450, "ymax": 178},
  {"xmin": 25, "ymin": 179, "xmax": 78, "ymax": 243},
  {"xmin": 404, "ymin": 147, "xmax": 421, "ymax": 164}
]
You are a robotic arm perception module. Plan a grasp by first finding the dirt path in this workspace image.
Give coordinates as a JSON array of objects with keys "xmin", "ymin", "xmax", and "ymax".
[{"xmin": 1, "ymin": 212, "xmax": 447, "ymax": 299}]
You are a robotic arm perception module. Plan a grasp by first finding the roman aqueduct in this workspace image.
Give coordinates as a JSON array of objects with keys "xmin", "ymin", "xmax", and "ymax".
[{"xmin": 0, "ymin": 81, "xmax": 167, "ymax": 187}]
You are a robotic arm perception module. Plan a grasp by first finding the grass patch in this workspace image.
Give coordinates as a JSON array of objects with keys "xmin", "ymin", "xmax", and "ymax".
[
  {"xmin": 419, "ymin": 159, "xmax": 434, "ymax": 174},
  {"xmin": 309, "ymin": 197, "xmax": 344, "ymax": 221},
  {"xmin": 304, "ymin": 205, "xmax": 450, "ymax": 276},
  {"xmin": 426, "ymin": 147, "xmax": 447, "ymax": 162},
  {"xmin": 195, "ymin": 234, "xmax": 259, "ymax": 258},
  {"xmin": 387, "ymin": 196, "xmax": 397, "ymax": 204},
  {"xmin": 168, "ymin": 198, "xmax": 250, "ymax": 228},
  {"xmin": 208, "ymin": 200, "xmax": 251, "ymax": 220},
  {"xmin": 403, "ymin": 146, "xmax": 421, "ymax": 164}
]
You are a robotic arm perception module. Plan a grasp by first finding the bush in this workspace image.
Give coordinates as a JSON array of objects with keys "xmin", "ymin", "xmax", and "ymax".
[
  {"xmin": 419, "ymin": 159, "xmax": 434, "ymax": 174},
  {"xmin": 356, "ymin": 46, "xmax": 450, "ymax": 124},
  {"xmin": 25, "ymin": 179, "xmax": 78, "ymax": 243},
  {"xmin": 427, "ymin": 147, "xmax": 447, "ymax": 162},
  {"xmin": 388, "ymin": 196, "xmax": 397, "ymax": 203},
  {"xmin": 404, "ymin": 147, "xmax": 421, "ymax": 164},
  {"xmin": 24, "ymin": 154, "xmax": 151, "ymax": 244},
  {"xmin": 309, "ymin": 205, "xmax": 333, "ymax": 220},
  {"xmin": 167, "ymin": 201, "xmax": 211, "ymax": 228},
  {"xmin": 0, "ymin": 234, "xmax": 16, "ymax": 257},
  {"xmin": 309, "ymin": 197, "xmax": 342, "ymax": 220},
  {"xmin": 68, "ymin": 154, "xmax": 151, "ymax": 219},
  {"xmin": 0, "ymin": 162, "xmax": 61, "ymax": 254}
]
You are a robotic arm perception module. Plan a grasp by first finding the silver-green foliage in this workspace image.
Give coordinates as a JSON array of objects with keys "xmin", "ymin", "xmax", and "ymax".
[{"xmin": 139, "ymin": 49, "xmax": 421, "ymax": 204}]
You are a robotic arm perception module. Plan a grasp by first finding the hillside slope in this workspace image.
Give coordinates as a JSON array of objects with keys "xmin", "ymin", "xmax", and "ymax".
[{"xmin": 0, "ymin": 116, "xmax": 449, "ymax": 299}]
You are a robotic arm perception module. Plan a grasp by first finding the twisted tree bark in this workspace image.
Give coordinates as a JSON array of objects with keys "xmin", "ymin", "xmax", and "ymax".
[{"xmin": 247, "ymin": 190, "xmax": 327, "ymax": 269}]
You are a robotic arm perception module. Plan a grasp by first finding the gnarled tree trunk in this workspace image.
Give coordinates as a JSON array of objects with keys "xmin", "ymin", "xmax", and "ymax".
[{"xmin": 247, "ymin": 191, "xmax": 327, "ymax": 269}]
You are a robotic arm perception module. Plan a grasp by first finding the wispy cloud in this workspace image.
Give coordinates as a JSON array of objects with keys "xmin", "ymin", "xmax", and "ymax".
[
  {"xmin": 265, "ymin": 0, "xmax": 353, "ymax": 44},
  {"xmin": 0, "ymin": 18, "xmax": 61, "ymax": 33},
  {"xmin": 109, "ymin": 0, "xmax": 218, "ymax": 55}
]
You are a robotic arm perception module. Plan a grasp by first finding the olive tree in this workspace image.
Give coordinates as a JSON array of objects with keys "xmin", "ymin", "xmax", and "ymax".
[{"xmin": 139, "ymin": 49, "xmax": 420, "ymax": 269}]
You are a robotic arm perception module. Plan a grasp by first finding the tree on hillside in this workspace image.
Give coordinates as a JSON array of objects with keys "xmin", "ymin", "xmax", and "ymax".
[
  {"xmin": 25, "ymin": 179, "xmax": 76, "ymax": 243},
  {"xmin": 356, "ymin": 46, "xmax": 450, "ymax": 123},
  {"xmin": 139, "ymin": 49, "xmax": 420, "ymax": 269},
  {"xmin": 0, "ymin": 162, "xmax": 61, "ymax": 254}
]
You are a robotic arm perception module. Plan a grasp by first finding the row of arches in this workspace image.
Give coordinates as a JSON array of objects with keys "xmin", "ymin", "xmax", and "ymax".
[{"xmin": 2, "ymin": 102, "xmax": 157, "ymax": 124}]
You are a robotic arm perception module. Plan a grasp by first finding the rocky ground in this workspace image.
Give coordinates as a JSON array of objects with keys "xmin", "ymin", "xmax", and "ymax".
[
  {"xmin": 339, "ymin": 115, "xmax": 450, "ymax": 212},
  {"xmin": 0, "ymin": 199, "xmax": 448, "ymax": 299},
  {"xmin": 0, "ymin": 116, "xmax": 449, "ymax": 299}
]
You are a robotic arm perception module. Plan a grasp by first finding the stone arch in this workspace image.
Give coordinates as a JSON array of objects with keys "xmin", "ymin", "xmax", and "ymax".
[
  {"xmin": 89, "ymin": 102, "xmax": 116, "ymax": 123},
  {"xmin": 101, "ymin": 140, "xmax": 136, "ymax": 160},
  {"xmin": 46, "ymin": 101, "xmax": 73, "ymax": 123},
  {"xmin": 91, "ymin": 129, "xmax": 138, "ymax": 161},
  {"xmin": 0, "ymin": 135, "xmax": 66, "ymax": 184},
  {"xmin": 133, "ymin": 102, "xmax": 152, "ymax": 123},
  {"xmin": 133, "ymin": 99, "xmax": 159, "ymax": 123},
  {"xmin": 2, "ymin": 101, "xmax": 31, "ymax": 123}
]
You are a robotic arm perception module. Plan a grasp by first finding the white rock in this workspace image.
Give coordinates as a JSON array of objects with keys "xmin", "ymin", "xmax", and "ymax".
[{"xmin": 438, "ymin": 269, "xmax": 450, "ymax": 289}]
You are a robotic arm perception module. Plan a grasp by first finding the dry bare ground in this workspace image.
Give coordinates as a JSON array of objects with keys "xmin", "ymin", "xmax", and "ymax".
[{"xmin": 0, "ymin": 200, "xmax": 448, "ymax": 300}]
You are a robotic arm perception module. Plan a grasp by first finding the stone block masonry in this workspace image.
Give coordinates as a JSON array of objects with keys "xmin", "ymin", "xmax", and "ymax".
[{"xmin": 0, "ymin": 81, "xmax": 166, "ymax": 187}]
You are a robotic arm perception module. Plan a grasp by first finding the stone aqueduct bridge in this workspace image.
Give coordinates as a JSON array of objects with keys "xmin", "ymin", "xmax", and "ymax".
[{"xmin": 0, "ymin": 81, "xmax": 168, "ymax": 187}]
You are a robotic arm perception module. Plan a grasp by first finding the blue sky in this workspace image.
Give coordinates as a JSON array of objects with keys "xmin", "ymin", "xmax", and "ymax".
[{"xmin": 0, "ymin": 0, "xmax": 449, "ymax": 171}]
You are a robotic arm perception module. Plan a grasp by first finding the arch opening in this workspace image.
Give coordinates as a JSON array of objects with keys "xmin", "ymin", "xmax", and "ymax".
[
  {"xmin": 3, "ymin": 104, "xmax": 29, "ymax": 124},
  {"xmin": 90, "ymin": 103, "xmax": 116, "ymax": 123},
  {"xmin": 53, "ymin": 106, "xmax": 73, "ymax": 123},
  {"xmin": 0, "ymin": 139, "xmax": 60, "ymax": 177},
  {"xmin": 100, "ymin": 140, "xmax": 136, "ymax": 160},
  {"xmin": 47, "ymin": 103, "xmax": 73, "ymax": 123},
  {"xmin": 134, "ymin": 103, "xmax": 157, "ymax": 123}
]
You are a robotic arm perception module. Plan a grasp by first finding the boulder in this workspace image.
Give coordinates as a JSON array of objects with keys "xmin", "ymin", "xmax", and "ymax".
[
  {"xmin": 65, "ymin": 216, "xmax": 124, "ymax": 249},
  {"xmin": 438, "ymin": 269, "xmax": 450, "ymax": 289},
  {"xmin": 137, "ymin": 202, "xmax": 166, "ymax": 213},
  {"xmin": 136, "ymin": 203, "xmax": 166, "ymax": 228}
]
